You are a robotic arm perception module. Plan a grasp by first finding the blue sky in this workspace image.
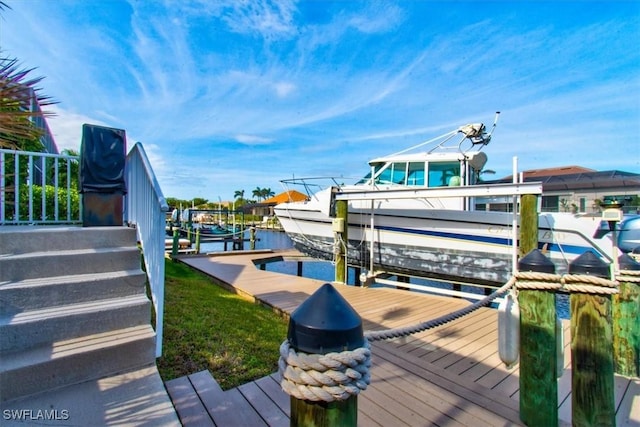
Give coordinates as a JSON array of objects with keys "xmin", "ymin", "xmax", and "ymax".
[{"xmin": 2, "ymin": 1, "xmax": 639, "ymax": 201}]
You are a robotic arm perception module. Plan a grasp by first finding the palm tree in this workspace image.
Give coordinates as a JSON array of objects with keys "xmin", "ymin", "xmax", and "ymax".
[
  {"xmin": 252, "ymin": 187, "xmax": 263, "ymax": 201},
  {"xmin": 234, "ymin": 189, "xmax": 245, "ymax": 201},
  {"xmin": 1, "ymin": 2, "xmax": 56, "ymax": 150},
  {"xmin": 260, "ymin": 188, "xmax": 275, "ymax": 200},
  {"xmin": 0, "ymin": 56, "xmax": 56, "ymax": 150}
]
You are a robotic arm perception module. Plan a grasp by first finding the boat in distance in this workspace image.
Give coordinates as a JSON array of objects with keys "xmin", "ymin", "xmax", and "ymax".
[{"xmin": 274, "ymin": 113, "xmax": 640, "ymax": 285}]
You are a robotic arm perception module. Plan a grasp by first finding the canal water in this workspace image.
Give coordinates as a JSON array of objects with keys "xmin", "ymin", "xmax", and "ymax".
[{"xmin": 199, "ymin": 228, "xmax": 570, "ymax": 319}]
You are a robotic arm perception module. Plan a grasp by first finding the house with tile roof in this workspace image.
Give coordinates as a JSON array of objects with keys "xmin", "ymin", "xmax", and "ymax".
[
  {"xmin": 242, "ymin": 190, "xmax": 309, "ymax": 218},
  {"xmin": 482, "ymin": 166, "xmax": 640, "ymax": 214}
]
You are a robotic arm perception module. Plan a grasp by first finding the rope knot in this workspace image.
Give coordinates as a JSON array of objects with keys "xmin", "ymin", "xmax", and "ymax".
[{"xmin": 278, "ymin": 339, "xmax": 371, "ymax": 402}]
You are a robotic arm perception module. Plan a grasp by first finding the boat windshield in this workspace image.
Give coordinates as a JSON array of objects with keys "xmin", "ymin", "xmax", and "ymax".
[{"xmin": 356, "ymin": 160, "xmax": 462, "ymax": 187}]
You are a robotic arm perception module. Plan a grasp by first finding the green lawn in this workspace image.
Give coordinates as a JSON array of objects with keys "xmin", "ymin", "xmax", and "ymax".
[{"xmin": 157, "ymin": 259, "xmax": 289, "ymax": 390}]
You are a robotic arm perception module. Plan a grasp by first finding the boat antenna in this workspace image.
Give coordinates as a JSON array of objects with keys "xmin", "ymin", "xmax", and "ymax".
[{"xmin": 487, "ymin": 111, "xmax": 500, "ymax": 139}]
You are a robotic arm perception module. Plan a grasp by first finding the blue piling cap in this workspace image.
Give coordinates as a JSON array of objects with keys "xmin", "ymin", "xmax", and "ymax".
[
  {"xmin": 619, "ymin": 253, "xmax": 640, "ymax": 271},
  {"xmin": 518, "ymin": 249, "xmax": 555, "ymax": 273},
  {"xmin": 288, "ymin": 283, "xmax": 364, "ymax": 354},
  {"xmin": 568, "ymin": 251, "xmax": 610, "ymax": 278}
]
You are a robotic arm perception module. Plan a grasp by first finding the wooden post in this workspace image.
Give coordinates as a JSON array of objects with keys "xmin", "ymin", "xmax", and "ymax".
[
  {"xmin": 335, "ymin": 199, "xmax": 348, "ymax": 284},
  {"xmin": 286, "ymin": 283, "xmax": 363, "ymax": 427},
  {"xmin": 569, "ymin": 252, "xmax": 615, "ymax": 427},
  {"xmin": 519, "ymin": 194, "xmax": 538, "ymax": 257},
  {"xmin": 613, "ymin": 254, "xmax": 640, "ymax": 377},
  {"xmin": 171, "ymin": 228, "xmax": 179, "ymax": 259},
  {"xmin": 195, "ymin": 228, "xmax": 201, "ymax": 254},
  {"xmin": 518, "ymin": 250, "xmax": 558, "ymax": 427}
]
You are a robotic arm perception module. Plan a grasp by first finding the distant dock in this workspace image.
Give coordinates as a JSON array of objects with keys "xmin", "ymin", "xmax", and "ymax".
[{"xmin": 166, "ymin": 250, "xmax": 639, "ymax": 426}]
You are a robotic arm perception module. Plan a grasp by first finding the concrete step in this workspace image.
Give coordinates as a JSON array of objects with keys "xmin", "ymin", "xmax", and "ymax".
[
  {"xmin": 0, "ymin": 269, "xmax": 147, "ymax": 315},
  {"xmin": 0, "ymin": 365, "xmax": 180, "ymax": 426},
  {"xmin": 0, "ymin": 295, "xmax": 151, "ymax": 353},
  {"xmin": 0, "ymin": 226, "xmax": 138, "ymax": 256},
  {"xmin": 0, "ymin": 325, "xmax": 157, "ymax": 402},
  {"xmin": 0, "ymin": 246, "xmax": 142, "ymax": 282}
]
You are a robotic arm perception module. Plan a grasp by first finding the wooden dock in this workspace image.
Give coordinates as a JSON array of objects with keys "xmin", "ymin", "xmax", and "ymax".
[{"xmin": 166, "ymin": 250, "xmax": 639, "ymax": 426}]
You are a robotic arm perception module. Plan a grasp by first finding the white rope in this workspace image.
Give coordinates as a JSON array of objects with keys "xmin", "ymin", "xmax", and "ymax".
[
  {"xmin": 514, "ymin": 271, "xmax": 619, "ymax": 295},
  {"xmin": 364, "ymin": 276, "xmax": 517, "ymax": 341},
  {"xmin": 278, "ymin": 340, "xmax": 371, "ymax": 402},
  {"xmin": 617, "ymin": 270, "xmax": 640, "ymax": 283}
]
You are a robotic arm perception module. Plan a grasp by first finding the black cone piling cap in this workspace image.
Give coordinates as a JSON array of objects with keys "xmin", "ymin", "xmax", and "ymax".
[
  {"xmin": 568, "ymin": 251, "xmax": 610, "ymax": 278},
  {"xmin": 288, "ymin": 283, "xmax": 364, "ymax": 354},
  {"xmin": 518, "ymin": 249, "xmax": 555, "ymax": 273},
  {"xmin": 619, "ymin": 253, "xmax": 640, "ymax": 271}
]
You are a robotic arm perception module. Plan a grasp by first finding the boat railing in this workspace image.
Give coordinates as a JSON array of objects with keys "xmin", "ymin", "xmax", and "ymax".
[
  {"xmin": 0, "ymin": 148, "xmax": 81, "ymax": 225},
  {"xmin": 280, "ymin": 176, "xmax": 359, "ymax": 199},
  {"xmin": 124, "ymin": 142, "xmax": 169, "ymax": 357}
]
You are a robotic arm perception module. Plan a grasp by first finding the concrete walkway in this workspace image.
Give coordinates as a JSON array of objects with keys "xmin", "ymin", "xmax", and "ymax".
[{"xmin": 0, "ymin": 366, "xmax": 179, "ymax": 426}]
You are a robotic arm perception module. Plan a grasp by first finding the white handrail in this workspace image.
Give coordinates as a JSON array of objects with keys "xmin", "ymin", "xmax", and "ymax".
[
  {"xmin": 0, "ymin": 149, "xmax": 81, "ymax": 225},
  {"xmin": 124, "ymin": 142, "xmax": 169, "ymax": 357}
]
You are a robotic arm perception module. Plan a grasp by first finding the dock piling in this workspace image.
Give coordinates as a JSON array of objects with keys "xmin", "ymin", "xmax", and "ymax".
[
  {"xmin": 517, "ymin": 249, "xmax": 559, "ymax": 427},
  {"xmin": 171, "ymin": 228, "xmax": 179, "ymax": 259},
  {"xmin": 567, "ymin": 252, "xmax": 616, "ymax": 427},
  {"xmin": 279, "ymin": 283, "xmax": 369, "ymax": 427},
  {"xmin": 334, "ymin": 200, "xmax": 348, "ymax": 284},
  {"xmin": 613, "ymin": 254, "xmax": 640, "ymax": 377}
]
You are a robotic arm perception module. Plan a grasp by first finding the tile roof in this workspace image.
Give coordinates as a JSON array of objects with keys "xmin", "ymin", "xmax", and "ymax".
[{"xmin": 263, "ymin": 190, "xmax": 309, "ymax": 205}]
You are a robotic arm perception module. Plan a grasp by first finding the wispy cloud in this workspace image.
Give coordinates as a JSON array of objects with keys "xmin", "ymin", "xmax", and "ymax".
[{"xmin": 2, "ymin": 1, "xmax": 638, "ymax": 200}]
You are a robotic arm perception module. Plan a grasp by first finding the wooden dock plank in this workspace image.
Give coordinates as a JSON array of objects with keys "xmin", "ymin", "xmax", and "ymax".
[
  {"xmin": 371, "ymin": 341, "xmax": 524, "ymax": 426},
  {"xmin": 189, "ymin": 370, "xmax": 267, "ymax": 426},
  {"xmin": 238, "ymin": 381, "xmax": 288, "ymax": 427},
  {"xmin": 615, "ymin": 378, "xmax": 639, "ymax": 426},
  {"xmin": 254, "ymin": 374, "xmax": 290, "ymax": 416},
  {"xmin": 164, "ymin": 376, "xmax": 215, "ymax": 427},
  {"xmin": 371, "ymin": 360, "xmax": 492, "ymax": 427}
]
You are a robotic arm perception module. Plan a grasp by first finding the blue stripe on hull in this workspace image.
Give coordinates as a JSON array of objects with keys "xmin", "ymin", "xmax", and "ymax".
[{"xmin": 373, "ymin": 224, "xmax": 595, "ymax": 257}]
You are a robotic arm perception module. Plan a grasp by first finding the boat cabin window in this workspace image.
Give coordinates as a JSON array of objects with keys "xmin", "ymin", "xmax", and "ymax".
[
  {"xmin": 373, "ymin": 162, "xmax": 422, "ymax": 185},
  {"xmin": 428, "ymin": 161, "xmax": 461, "ymax": 188},
  {"xmin": 407, "ymin": 162, "xmax": 425, "ymax": 186}
]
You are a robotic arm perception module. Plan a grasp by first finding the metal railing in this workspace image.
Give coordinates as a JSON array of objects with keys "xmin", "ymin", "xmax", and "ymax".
[
  {"xmin": 0, "ymin": 149, "xmax": 81, "ymax": 225},
  {"xmin": 124, "ymin": 142, "xmax": 169, "ymax": 357}
]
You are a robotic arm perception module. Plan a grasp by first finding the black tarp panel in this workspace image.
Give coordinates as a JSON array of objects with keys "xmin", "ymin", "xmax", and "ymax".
[{"xmin": 80, "ymin": 124, "xmax": 127, "ymax": 194}]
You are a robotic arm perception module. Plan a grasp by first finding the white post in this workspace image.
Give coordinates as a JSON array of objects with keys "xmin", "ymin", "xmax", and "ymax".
[{"xmin": 512, "ymin": 156, "xmax": 519, "ymax": 274}]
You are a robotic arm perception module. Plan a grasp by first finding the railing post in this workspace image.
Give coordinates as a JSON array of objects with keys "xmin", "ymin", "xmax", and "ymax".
[
  {"xmin": 613, "ymin": 254, "xmax": 640, "ymax": 377},
  {"xmin": 279, "ymin": 283, "xmax": 370, "ymax": 427},
  {"xmin": 517, "ymin": 249, "xmax": 558, "ymax": 427},
  {"xmin": 567, "ymin": 252, "xmax": 616, "ymax": 426}
]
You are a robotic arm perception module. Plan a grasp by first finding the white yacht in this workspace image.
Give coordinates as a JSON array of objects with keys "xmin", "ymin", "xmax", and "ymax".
[{"xmin": 274, "ymin": 114, "xmax": 639, "ymax": 285}]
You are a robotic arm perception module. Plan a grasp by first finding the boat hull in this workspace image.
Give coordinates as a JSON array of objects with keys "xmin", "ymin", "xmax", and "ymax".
[{"xmin": 275, "ymin": 200, "xmax": 614, "ymax": 285}]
